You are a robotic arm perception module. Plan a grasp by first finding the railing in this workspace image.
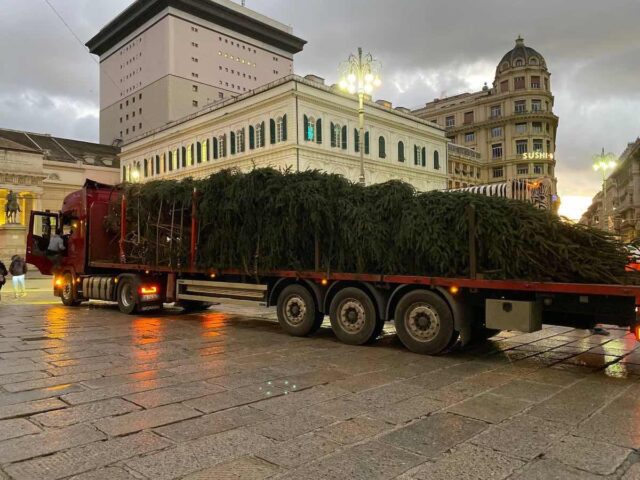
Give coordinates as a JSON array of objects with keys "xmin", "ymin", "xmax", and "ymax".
[{"xmin": 448, "ymin": 143, "xmax": 481, "ymax": 159}]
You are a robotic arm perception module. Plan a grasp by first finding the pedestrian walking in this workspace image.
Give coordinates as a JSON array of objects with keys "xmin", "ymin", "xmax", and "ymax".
[
  {"xmin": 0, "ymin": 260, "xmax": 7, "ymax": 302},
  {"xmin": 9, "ymin": 254, "xmax": 27, "ymax": 298}
]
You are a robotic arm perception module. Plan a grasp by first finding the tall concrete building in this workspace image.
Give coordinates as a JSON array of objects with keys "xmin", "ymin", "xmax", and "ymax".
[
  {"xmin": 87, "ymin": 0, "xmax": 306, "ymax": 145},
  {"xmin": 413, "ymin": 37, "xmax": 558, "ymax": 193}
]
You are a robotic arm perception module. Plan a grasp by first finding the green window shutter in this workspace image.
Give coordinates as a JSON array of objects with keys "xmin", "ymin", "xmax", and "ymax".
[
  {"xmin": 365, "ymin": 132, "xmax": 370, "ymax": 155},
  {"xmin": 249, "ymin": 126, "xmax": 255, "ymax": 150},
  {"xmin": 213, "ymin": 138, "xmax": 218, "ymax": 159},
  {"xmin": 316, "ymin": 119, "xmax": 322, "ymax": 144},
  {"xmin": 354, "ymin": 129, "xmax": 359, "ymax": 153},
  {"xmin": 197, "ymin": 142, "xmax": 202, "ymax": 163},
  {"xmin": 282, "ymin": 114, "xmax": 288, "ymax": 141},
  {"xmin": 181, "ymin": 147, "xmax": 187, "ymax": 167},
  {"xmin": 330, "ymin": 122, "xmax": 335, "ymax": 147},
  {"xmin": 261, "ymin": 121, "xmax": 265, "ymax": 146},
  {"xmin": 434, "ymin": 150, "xmax": 439, "ymax": 169},
  {"xmin": 303, "ymin": 115, "xmax": 309, "ymax": 141},
  {"xmin": 341, "ymin": 125, "xmax": 347, "ymax": 150},
  {"xmin": 379, "ymin": 136, "xmax": 385, "ymax": 158},
  {"xmin": 398, "ymin": 141, "xmax": 404, "ymax": 162},
  {"xmin": 414, "ymin": 146, "xmax": 418, "ymax": 165},
  {"xmin": 422, "ymin": 147, "xmax": 426, "ymax": 167},
  {"xmin": 230, "ymin": 132, "xmax": 236, "ymax": 155},
  {"xmin": 168, "ymin": 151, "xmax": 172, "ymax": 171},
  {"xmin": 270, "ymin": 119, "xmax": 276, "ymax": 144}
]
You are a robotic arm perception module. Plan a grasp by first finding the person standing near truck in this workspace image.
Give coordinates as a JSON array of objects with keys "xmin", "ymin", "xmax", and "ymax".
[
  {"xmin": 9, "ymin": 254, "xmax": 27, "ymax": 298},
  {"xmin": 0, "ymin": 260, "xmax": 7, "ymax": 301},
  {"xmin": 46, "ymin": 228, "xmax": 66, "ymax": 269}
]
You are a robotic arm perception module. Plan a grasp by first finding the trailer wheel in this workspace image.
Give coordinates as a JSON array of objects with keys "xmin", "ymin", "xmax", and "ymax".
[
  {"xmin": 394, "ymin": 290, "xmax": 454, "ymax": 355},
  {"xmin": 117, "ymin": 278, "xmax": 138, "ymax": 315},
  {"xmin": 329, "ymin": 287, "xmax": 378, "ymax": 345},
  {"xmin": 277, "ymin": 284, "xmax": 322, "ymax": 336},
  {"xmin": 60, "ymin": 273, "xmax": 80, "ymax": 307}
]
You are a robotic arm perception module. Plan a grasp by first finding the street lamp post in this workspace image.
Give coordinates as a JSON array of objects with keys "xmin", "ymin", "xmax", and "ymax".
[
  {"xmin": 592, "ymin": 147, "xmax": 617, "ymax": 231},
  {"xmin": 338, "ymin": 48, "xmax": 381, "ymax": 186}
]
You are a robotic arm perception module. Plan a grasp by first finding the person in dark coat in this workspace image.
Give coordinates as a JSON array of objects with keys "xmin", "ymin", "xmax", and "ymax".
[{"xmin": 0, "ymin": 260, "xmax": 7, "ymax": 301}]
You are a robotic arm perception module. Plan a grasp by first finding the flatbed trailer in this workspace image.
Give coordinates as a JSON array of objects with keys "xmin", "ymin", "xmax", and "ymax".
[{"xmin": 26, "ymin": 180, "xmax": 640, "ymax": 355}]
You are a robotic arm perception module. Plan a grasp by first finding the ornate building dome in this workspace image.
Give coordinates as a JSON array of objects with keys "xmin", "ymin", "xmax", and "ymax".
[{"xmin": 496, "ymin": 36, "xmax": 547, "ymax": 75}]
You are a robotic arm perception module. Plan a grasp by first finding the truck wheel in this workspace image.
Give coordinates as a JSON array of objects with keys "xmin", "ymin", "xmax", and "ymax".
[
  {"xmin": 329, "ymin": 287, "xmax": 378, "ymax": 345},
  {"xmin": 277, "ymin": 284, "xmax": 321, "ymax": 336},
  {"xmin": 117, "ymin": 278, "xmax": 138, "ymax": 315},
  {"xmin": 394, "ymin": 290, "xmax": 454, "ymax": 355},
  {"xmin": 61, "ymin": 273, "xmax": 80, "ymax": 307}
]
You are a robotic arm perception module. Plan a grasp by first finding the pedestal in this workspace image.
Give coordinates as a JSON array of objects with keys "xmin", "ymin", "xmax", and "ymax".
[{"xmin": 0, "ymin": 223, "xmax": 27, "ymax": 263}]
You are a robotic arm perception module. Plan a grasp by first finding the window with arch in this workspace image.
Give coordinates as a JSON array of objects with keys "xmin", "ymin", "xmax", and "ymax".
[
  {"xmin": 276, "ymin": 116, "xmax": 284, "ymax": 142},
  {"xmin": 515, "ymin": 58, "xmax": 524, "ymax": 67},
  {"xmin": 143, "ymin": 158, "xmax": 149, "ymax": 177},
  {"xmin": 196, "ymin": 141, "xmax": 202, "ymax": 163},
  {"xmin": 155, "ymin": 155, "xmax": 160, "ymax": 175},
  {"xmin": 398, "ymin": 141, "xmax": 405, "ymax": 162},
  {"xmin": 218, "ymin": 134, "xmax": 226, "ymax": 157},
  {"xmin": 315, "ymin": 118, "xmax": 322, "ymax": 144},
  {"xmin": 304, "ymin": 115, "xmax": 315, "ymax": 142},
  {"xmin": 168, "ymin": 150, "xmax": 173, "ymax": 171},
  {"xmin": 530, "ymin": 57, "xmax": 538, "ymax": 65},
  {"xmin": 186, "ymin": 144, "xmax": 193, "ymax": 166},
  {"xmin": 331, "ymin": 123, "xmax": 342, "ymax": 148},
  {"xmin": 250, "ymin": 122, "xmax": 265, "ymax": 149},
  {"xmin": 181, "ymin": 146, "xmax": 187, "ymax": 168},
  {"xmin": 378, "ymin": 136, "xmax": 386, "ymax": 158},
  {"xmin": 236, "ymin": 128, "xmax": 245, "ymax": 153},
  {"xmin": 433, "ymin": 150, "xmax": 440, "ymax": 170},
  {"xmin": 414, "ymin": 145, "xmax": 426, "ymax": 167}
]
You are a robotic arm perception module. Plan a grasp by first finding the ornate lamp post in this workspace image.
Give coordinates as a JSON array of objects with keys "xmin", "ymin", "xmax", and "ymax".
[
  {"xmin": 338, "ymin": 48, "xmax": 381, "ymax": 186},
  {"xmin": 592, "ymin": 148, "xmax": 617, "ymax": 231}
]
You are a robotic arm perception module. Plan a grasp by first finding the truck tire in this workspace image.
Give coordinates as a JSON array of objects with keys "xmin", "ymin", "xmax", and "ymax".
[
  {"xmin": 117, "ymin": 277, "xmax": 138, "ymax": 315},
  {"xmin": 61, "ymin": 272, "xmax": 81, "ymax": 307},
  {"xmin": 329, "ymin": 287, "xmax": 378, "ymax": 345},
  {"xmin": 394, "ymin": 290, "xmax": 454, "ymax": 355},
  {"xmin": 277, "ymin": 284, "xmax": 322, "ymax": 336}
]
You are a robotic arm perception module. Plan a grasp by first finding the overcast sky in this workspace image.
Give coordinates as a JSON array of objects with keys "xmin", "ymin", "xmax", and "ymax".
[{"xmin": 1, "ymin": 0, "xmax": 639, "ymax": 218}]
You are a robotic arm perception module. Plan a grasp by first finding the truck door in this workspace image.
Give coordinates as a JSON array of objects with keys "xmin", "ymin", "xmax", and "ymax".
[{"xmin": 26, "ymin": 211, "xmax": 59, "ymax": 275}]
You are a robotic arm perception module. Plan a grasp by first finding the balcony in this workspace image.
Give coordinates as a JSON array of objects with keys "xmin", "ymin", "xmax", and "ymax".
[{"xmin": 448, "ymin": 143, "xmax": 481, "ymax": 160}]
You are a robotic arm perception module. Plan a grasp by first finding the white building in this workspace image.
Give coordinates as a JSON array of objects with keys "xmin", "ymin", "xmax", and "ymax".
[
  {"xmin": 87, "ymin": 0, "xmax": 306, "ymax": 145},
  {"xmin": 119, "ymin": 75, "xmax": 448, "ymax": 191}
]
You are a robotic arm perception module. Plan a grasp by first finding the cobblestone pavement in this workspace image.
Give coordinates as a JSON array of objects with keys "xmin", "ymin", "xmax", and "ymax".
[{"xmin": 2, "ymin": 292, "xmax": 640, "ymax": 479}]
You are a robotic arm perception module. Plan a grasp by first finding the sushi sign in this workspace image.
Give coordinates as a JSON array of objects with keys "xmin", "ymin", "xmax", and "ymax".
[{"xmin": 522, "ymin": 152, "xmax": 554, "ymax": 160}]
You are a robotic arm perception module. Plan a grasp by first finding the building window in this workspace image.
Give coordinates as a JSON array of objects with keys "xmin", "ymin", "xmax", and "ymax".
[
  {"xmin": 398, "ymin": 141, "xmax": 405, "ymax": 162},
  {"xmin": 139, "ymin": 108, "xmax": 142, "ymax": 114},
  {"xmin": 515, "ymin": 122, "xmax": 527, "ymax": 134},
  {"xmin": 514, "ymin": 76, "xmax": 525, "ymax": 90},
  {"xmin": 491, "ymin": 143, "xmax": 503, "ymax": 159},
  {"xmin": 255, "ymin": 122, "xmax": 265, "ymax": 148},
  {"xmin": 547, "ymin": 140, "xmax": 551, "ymax": 152},
  {"xmin": 379, "ymin": 136, "xmax": 386, "ymax": 159},
  {"xmin": 492, "ymin": 167, "xmax": 504, "ymax": 178},
  {"xmin": 516, "ymin": 140, "xmax": 528, "ymax": 155},
  {"xmin": 491, "ymin": 126, "xmax": 502, "ymax": 138},
  {"xmin": 534, "ymin": 164, "xmax": 544, "ymax": 175},
  {"xmin": 531, "ymin": 99, "xmax": 542, "ymax": 112},
  {"xmin": 445, "ymin": 116, "xmax": 455, "ymax": 127},
  {"xmin": 414, "ymin": 145, "xmax": 426, "ymax": 167},
  {"xmin": 304, "ymin": 115, "xmax": 315, "ymax": 142},
  {"xmin": 236, "ymin": 129, "xmax": 245, "ymax": 153},
  {"xmin": 514, "ymin": 100, "xmax": 526, "ymax": 114},
  {"xmin": 500, "ymin": 80, "xmax": 509, "ymax": 93},
  {"xmin": 490, "ymin": 105, "xmax": 501, "ymax": 118},
  {"xmin": 464, "ymin": 132, "xmax": 475, "ymax": 143},
  {"xmin": 119, "ymin": 103, "xmax": 123, "ymax": 110},
  {"xmin": 532, "ymin": 122, "xmax": 542, "ymax": 133},
  {"xmin": 531, "ymin": 76, "xmax": 541, "ymax": 88},
  {"xmin": 192, "ymin": 72, "xmax": 199, "ymax": 78},
  {"xmin": 120, "ymin": 117, "xmax": 122, "ymax": 123},
  {"xmin": 219, "ymin": 92, "xmax": 224, "ymax": 99},
  {"xmin": 517, "ymin": 164, "xmax": 529, "ymax": 175},
  {"xmin": 192, "ymin": 100, "xmax": 198, "ymax": 107},
  {"xmin": 192, "ymin": 85, "xmax": 198, "ymax": 92},
  {"xmin": 276, "ymin": 116, "xmax": 287, "ymax": 143},
  {"xmin": 139, "ymin": 123, "xmax": 142, "ymax": 129},
  {"xmin": 544, "ymin": 78, "xmax": 549, "ymax": 90},
  {"xmin": 218, "ymin": 135, "xmax": 226, "ymax": 157},
  {"xmin": 463, "ymin": 111, "xmax": 474, "ymax": 124},
  {"xmin": 433, "ymin": 150, "xmax": 440, "ymax": 170},
  {"xmin": 533, "ymin": 139, "xmax": 543, "ymax": 152}
]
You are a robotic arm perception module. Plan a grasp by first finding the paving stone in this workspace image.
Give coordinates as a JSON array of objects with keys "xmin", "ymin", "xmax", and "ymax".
[
  {"xmin": 279, "ymin": 439, "xmax": 425, "ymax": 480},
  {"xmin": 381, "ymin": 413, "xmax": 487, "ymax": 458},
  {"xmin": 250, "ymin": 384, "xmax": 348, "ymax": 416},
  {"xmin": 181, "ymin": 455, "xmax": 280, "ymax": 480},
  {"xmin": 622, "ymin": 463, "xmax": 640, "ymax": 480},
  {"xmin": 93, "ymin": 402, "xmax": 201, "ymax": 436},
  {"xmin": 125, "ymin": 428, "xmax": 276, "ymax": 480},
  {"xmin": 123, "ymin": 381, "xmax": 225, "ymax": 408},
  {"xmin": 61, "ymin": 376, "xmax": 181, "ymax": 405},
  {"xmin": 407, "ymin": 442, "xmax": 524, "ymax": 480},
  {"xmin": 511, "ymin": 458, "xmax": 602, "ymax": 480},
  {"xmin": 446, "ymin": 392, "xmax": 531, "ymax": 423},
  {"xmin": 313, "ymin": 397, "xmax": 369, "ymax": 421},
  {"xmin": 0, "ymin": 423, "xmax": 105, "ymax": 463},
  {"xmin": 576, "ymin": 413, "xmax": 640, "ymax": 449},
  {"xmin": 5, "ymin": 431, "xmax": 171, "ymax": 480},
  {"xmin": 316, "ymin": 416, "xmax": 391, "ymax": 445},
  {"xmin": 471, "ymin": 414, "xmax": 568, "ymax": 460},
  {"xmin": 350, "ymin": 381, "xmax": 427, "ymax": 407},
  {"xmin": 0, "ymin": 397, "xmax": 66, "ymax": 420},
  {"xmin": 331, "ymin": 371, "xmax": 399, "ymax": 393},
  {"xmin": 0, "ymin": 383, "xmax": 84, "ymax": 406},
  {"xmin": 248, "ymin": 409, "xmax": 331, "ymax": 441},
  {"xmin": 0, "ymin": 418, "xmax": 41, "ymax": 441},
  {"xmin": 545, "ymin": 434, "xmax": 631, "ymax": 475},
  {"xmin": 67, "ymin": 467, "xmax": 139, "ymax": 480},
  {"xmin": 185, "ymin": 384, "xmax": 284, "ymax": 414},
  {"xmin": 489, "ymin": 379, "xmax": 562, "ymax": 402},
  {"xmin": 31, "ymin": 398, "xmax": 140, "ymax": 427},
  {"xmin": 81, "ymin": 369, "xmax": 175, "ymax": 389},
  {"xmin": 154, "ymin": 405, "xmax": 271, "ymax": 442},
  {"xmin": 0, "ymin": 371, "xmax": 50, "ymax": 386},
  {"xmin": 369, "ymin": 395, "xmax": 444, "ymax": 424},
  {"xmin": 257, "ymin": 432, "xmax": 340, "ymax": 468},
  {"xmin": 523, "ymin": 368, "xmax": 585, "ymax": 386},
  {"xmin": 2, "ymin": 372, "xmax": 99, "ymax": 393}
]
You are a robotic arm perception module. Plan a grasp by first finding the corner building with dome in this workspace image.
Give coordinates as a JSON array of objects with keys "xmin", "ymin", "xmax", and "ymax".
[{"xmin": 413, "ymin": 37, "xmax": 558, "ymax": 194}]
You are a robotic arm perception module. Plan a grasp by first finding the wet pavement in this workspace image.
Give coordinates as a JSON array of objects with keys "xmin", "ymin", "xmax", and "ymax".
[{"xmin": 1, "ymin": 290, "xmax": 640, "ymax": 479}]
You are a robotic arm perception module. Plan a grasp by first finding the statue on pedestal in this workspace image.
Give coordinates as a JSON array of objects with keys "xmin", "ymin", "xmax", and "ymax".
[{"xmin": 4, "ymin": 190, "xmax": 21, "ymax": 224}]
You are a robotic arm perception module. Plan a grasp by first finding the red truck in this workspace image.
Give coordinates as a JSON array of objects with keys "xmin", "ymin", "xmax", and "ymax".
[{"xmin": 27, "ymin": 180, "xmax": 640, "ymax": 355}]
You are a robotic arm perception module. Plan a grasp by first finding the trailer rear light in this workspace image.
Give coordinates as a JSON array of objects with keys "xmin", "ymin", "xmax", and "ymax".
[
  {"xmin": 139, "ymin": 286, "xmax": 158, "ymax": 295},
  {"xmin": 321, "ymin": 278, "xmax": 328, "ymax": 286},
  {"xmin": 54, "ymin": 277, "xmax": 62, "ymax": 287},
  {"xmin": 635, "ymin": 325, "xmax": 640, "ymax": 342},
  {"xmin": 449, "ymin": 286, "xmax": 459, "ymax": 295},
  {"xmin": 209, "ymin": 273, "xmax": 216, "ymax": 279}
]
